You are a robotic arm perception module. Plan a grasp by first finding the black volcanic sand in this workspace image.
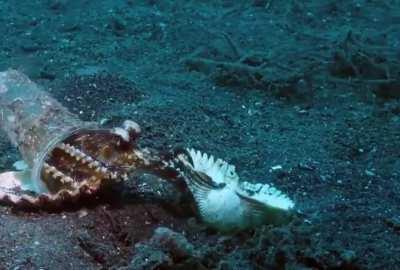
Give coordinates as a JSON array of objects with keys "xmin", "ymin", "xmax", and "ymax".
[{"xmin": 0, "ymin": 1, "xmax": 400, "ymax": 269}]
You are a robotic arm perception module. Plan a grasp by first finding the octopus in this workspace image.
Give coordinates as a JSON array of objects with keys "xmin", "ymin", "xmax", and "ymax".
[
  {"xmin": 0, "ymin": 69, "xmax": 295, "ymax": 232},
  {"xmin": 0, "ymin": 119, "xmax": 172, "ymax": 208}
]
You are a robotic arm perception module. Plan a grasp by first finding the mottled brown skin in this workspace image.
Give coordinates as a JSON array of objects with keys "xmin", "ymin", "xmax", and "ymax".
[
  {"xmin": 41, "ymin": 129, "xmax": 137, "ymax": 194},
  {"xmin": 0, "ymin": 125, "xmax": 186, "ymax": 210}
]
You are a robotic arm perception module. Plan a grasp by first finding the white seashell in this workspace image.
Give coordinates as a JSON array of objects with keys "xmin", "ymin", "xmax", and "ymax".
[{"xmin": 181, "ymin": 148, "xmax": 295, "ymax": 232}]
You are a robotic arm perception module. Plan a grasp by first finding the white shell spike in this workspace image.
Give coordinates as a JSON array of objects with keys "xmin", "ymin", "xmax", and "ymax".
[
  {"xmin": 178, "ymin": 148, "xmax": 295, "ymax": 232},
  {"xmin": 186, "ymin": 148, "xmax": 239, "ymax": 185},
  {"xmin": 238, "ymin": 181, "xmax": 295, "ymax": 210}
]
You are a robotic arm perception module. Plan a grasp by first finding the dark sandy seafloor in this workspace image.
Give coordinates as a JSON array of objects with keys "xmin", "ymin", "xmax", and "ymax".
[{"xmin": 0, "ymin": 1, "xmax": 400, "ymax": 269}]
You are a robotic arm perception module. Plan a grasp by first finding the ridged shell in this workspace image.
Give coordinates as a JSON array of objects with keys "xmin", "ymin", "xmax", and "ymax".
[
  {"xmin": 238, "ymin": 181, "xmax": 294, "ymax": 210},
  {"xmin": 186, "ymin": 148, "xmax": 293, "ymax": 211},
  {"xmin": 186, "ymin": 148, "xmax": 239, "ymax": 185}
]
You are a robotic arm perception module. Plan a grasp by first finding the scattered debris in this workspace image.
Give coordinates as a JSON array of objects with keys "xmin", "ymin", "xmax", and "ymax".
[
  {"xmin": 123, "ymin": 227, "xmax": 203, "ymax": 269},
  {"xmin": 329, "ymin": 30, "xmax": 400, "ymax": 101},
  {"xmin": 183, "ymin": 33, "xmax": 314, "ymax": 102},
  {"xmin": 385, "ymin": 217, "xmax": 400, "ymax": 233}
]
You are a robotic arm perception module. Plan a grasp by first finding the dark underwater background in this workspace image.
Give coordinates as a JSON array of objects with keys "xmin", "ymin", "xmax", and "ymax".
[{"xmin": 0, "ymin": 0, "xmax": 400, "ymax": 269}]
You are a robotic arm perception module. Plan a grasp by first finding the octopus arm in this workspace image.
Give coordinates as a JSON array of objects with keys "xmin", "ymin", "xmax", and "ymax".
[{"xmin": 0, "ymin": 169, "xmax": 81, "ymax": 208}]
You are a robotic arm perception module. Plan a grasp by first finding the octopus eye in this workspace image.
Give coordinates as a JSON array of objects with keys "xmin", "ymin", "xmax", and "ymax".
[{"xmin": 111, "ymin": 127, "xmax": 130, "ymax": 142}]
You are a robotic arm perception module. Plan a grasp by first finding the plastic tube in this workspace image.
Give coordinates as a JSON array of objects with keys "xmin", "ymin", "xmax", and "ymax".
[{"xmin": 0, "ymin": 69, "xmax": 96, "ymax": 192}]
